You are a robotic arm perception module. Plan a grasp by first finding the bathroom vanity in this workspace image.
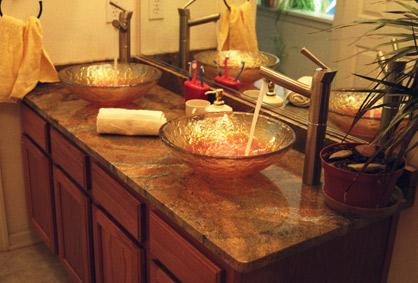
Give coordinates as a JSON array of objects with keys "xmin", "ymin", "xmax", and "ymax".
[{"xmin": 21, "ymin": 82, "xmax": 400, "ymax": 283}]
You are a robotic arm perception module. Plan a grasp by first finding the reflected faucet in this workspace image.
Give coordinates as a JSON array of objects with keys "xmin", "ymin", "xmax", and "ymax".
[
  {"xmin": 260, "ymin": 48, "xmax": 337, "ymax": 186},
  {"xmin": 178, "ymin": 0, "xmax": 220, "ymax": 69},
  {"xmin": 110, "ymin": 1, "xmax": 133, "ymax": 63}
]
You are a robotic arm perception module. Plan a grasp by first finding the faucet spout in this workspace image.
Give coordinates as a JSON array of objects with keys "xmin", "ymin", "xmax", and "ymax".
[
  {"xmin": 111, "ymin": 4, "xmax": 133, "ymax": 64},
  {"xmin": 178, "ymin": 8, "xmax": 220, "ymax": 69},
  {"xmin": 189, "ymin": 14, "xmax": 220, "ymax": 27},
  {"xmin": 260, "ymin": 66, "xmax": 311, "ymax": 98},
  {"xmin": 260, "ymin": 49, "xmax": 337, "ymax": 187}
]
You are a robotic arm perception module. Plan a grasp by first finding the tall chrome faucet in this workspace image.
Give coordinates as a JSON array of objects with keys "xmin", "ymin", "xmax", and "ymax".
[
  {"xmin": 260, "ymin": 48, "xmax": 337, "ymax": 186},
  {"xmin": 178, "ymin": 0, "xmax": 220, "ymax": 69},
  {"xmin": 110, "ymin": 1, "xmax": 133, "ymax": 63}
]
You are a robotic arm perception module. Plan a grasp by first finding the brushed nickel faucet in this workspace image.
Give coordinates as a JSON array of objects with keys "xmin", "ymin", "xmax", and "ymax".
[
  {"xmin": 260, "ymin": 48, "xmax": 337, "ymax": 186},
  {"xmin": 178, "ymin": 0, "xmax": 220, "ymax": 69},
  {"xmin": 110, "ymin": 1, "xmax": 133, "ymax": 64}
]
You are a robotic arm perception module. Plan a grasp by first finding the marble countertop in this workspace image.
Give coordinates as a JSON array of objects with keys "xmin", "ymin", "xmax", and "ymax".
[{"xmin": 24, "ymin": 83, "xmax": 358, "ymax": 272}]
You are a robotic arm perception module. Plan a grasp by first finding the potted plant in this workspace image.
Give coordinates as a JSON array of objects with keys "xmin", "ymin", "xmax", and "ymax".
[{"xmin": 320, "ymin": 0, "xmax": 417, "ymax": 212}]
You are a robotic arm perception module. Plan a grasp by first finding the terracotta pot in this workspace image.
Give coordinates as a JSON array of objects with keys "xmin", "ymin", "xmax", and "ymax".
[{"xmin": 320, "ymin": 143, "xmax": 403, "ymax": 208}]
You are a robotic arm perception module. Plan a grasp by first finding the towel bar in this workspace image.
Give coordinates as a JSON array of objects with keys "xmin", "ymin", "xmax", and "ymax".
[
  {"xmin": 223, "ymin": 0, "xmax": 250, "ymax": 11},
  {"xmin": 0, "ymin": 0, "xmax": 43, "ymax": 18}
]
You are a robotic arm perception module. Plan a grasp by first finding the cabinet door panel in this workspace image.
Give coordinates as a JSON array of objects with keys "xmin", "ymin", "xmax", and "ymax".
[
  {"xmin": 22, "ymin": 136, "xmax": 56, "ymax": 252},
  {"xmin": 150, "ymin": 261, "xmax": 177, "ymax": 283},
  {"xmin": 93, "ymin": 207, "xmax": 142, "ymax": 283},
  {"xmin": 54, "ymin": 167, "xmax": 92, "ymax": 283}
]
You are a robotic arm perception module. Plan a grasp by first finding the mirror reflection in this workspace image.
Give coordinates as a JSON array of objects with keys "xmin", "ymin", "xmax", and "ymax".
[{"xmin": 142, "ymin": 0, "xmax": 378, "ymax": 142}]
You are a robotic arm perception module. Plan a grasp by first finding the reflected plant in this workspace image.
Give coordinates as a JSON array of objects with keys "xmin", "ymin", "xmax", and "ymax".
[{"xmin": 336, "ymin": 0, "xmax": 417, "ymax": 172}]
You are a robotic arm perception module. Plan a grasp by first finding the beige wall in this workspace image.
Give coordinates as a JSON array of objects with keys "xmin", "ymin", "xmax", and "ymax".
[
  {"xmin": 3, "ymin": 0, "xmax": 139, "ymax": 64},
  {"xmin": 0, "ymin": 103, "xmax": 38, "ymax": 250},
  {"xmin": 139, "ymin": 0, "xmax": 218, "ymax": 55},
  {"xmin": 139, "ymin": 0, "xmax": 257, "ymax": 55},
  {"xmin": 1, "ymin": 0, "xmax": 142, "ymax": 249}
]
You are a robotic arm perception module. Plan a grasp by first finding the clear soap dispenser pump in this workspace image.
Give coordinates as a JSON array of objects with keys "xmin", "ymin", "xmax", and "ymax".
[{"xmin": 204, "ymin": 89, "xmax": 233, "ymax": 113}]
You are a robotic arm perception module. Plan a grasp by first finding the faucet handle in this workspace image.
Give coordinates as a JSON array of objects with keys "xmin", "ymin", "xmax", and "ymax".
[
  {"xmin": 110, "ymin": 1, "xmax": 126, "ymax": 12},
  {"xmin": 300, "ymin": 47, "xmax": 329, "ymax": 70}
]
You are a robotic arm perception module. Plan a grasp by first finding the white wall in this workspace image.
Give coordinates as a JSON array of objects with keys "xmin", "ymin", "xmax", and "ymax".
[
  {"xmin": 257, "ymin": 7, "xmax": 333, "ymax": 79},
  {"xmin": 3, "ymin": 0, "xmax": 139, "ymax": 64},
  {"xmin": 1, "ymin": 0, "xmax": 142, "ymax": 249},
  {"xmin": 139, "ymin": 0, "xmax": 218, "ymax": 55},
  {"xmin": 0, "ymin": 104, "xmax": 38, "ymax": 250},
  {"xmin": 139, "ymin": 0, "xmax": 257, "ymax": 55}
]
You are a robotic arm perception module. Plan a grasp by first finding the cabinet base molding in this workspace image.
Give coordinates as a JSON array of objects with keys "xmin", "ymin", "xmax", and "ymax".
[{"xmin": 8, "ymin": 229, "xmax": 40, "ymax": 250}]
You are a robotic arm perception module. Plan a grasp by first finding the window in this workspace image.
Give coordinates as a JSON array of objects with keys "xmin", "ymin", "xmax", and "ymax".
[{"xmin": 258, "ymin": 0, "xmax": 336, "ymax": 18}]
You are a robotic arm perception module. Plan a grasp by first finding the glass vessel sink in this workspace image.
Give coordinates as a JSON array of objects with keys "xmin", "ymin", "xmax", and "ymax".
[
  {"xmin": 329, "ymin": 89, "xmax": 382, "ymax": 141},
  {"xmin": 194, "ymin": 50, "xmax": 279, "ymax": 87},
  {"xmin": 59, "ymin": 62, "xmax": 162, "ymax": 106},
  {"xmin": 160, "ymin": 112, "xmax": 295, "ymax": 177}
]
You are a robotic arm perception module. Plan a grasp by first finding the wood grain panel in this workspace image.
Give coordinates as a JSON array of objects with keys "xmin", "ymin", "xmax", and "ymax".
[
  {"xmin": 92, "ymin": 162, "xmax": 143, "ymax": 241},
  {"xmin": 150, "ymin": 260, "xmax": 177, "ymax": 283},
  {"xmin": 51, "ymin": 128, "xmax": 87, "ymax": 189},
  {"xmin": 149, "ymin": 212, "xmax": 222, "ymax": 283},
  {"xmin": 21, "ymin": 104, "xmax": 48, "ymax": 151},
  {"xmin": 240, "ymin": 217, "xmax": 394, "ymax": 283},
  {"xmin": 54, "ymin": 167, "xmax": 92, "ymax": 283},
  {"xmin": 21, "ymin": 136, "xmax": 56, "ymax": 253},
  {"xmin": 93, "ymin": 206, "xmax": 143, "ymax": 283}
]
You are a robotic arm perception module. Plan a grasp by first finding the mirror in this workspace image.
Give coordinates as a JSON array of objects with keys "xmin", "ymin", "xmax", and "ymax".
[{"xmin": 139, "ymin": 0, "xmax": 372, "ymax": 143}]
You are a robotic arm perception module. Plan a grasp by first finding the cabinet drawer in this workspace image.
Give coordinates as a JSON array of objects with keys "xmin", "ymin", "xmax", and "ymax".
[
  {"xmin": 21, "ymin": 104, "xmax": 48, "ymax": 151},
  {"xmin": 150, "ymin": 212, "xmax": 222, "ymax": 283},
  {"xmin": 51, "ymin": 128, "xmax": 87, "ymax": 189},
  {"xmin": 92, "ymin": 162, "xmax": 143, "ymax": 241}
]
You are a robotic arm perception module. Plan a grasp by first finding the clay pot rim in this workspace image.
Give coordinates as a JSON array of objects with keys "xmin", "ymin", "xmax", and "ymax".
[{"xmin": 320, "ymin": 142, "xmax": 405, "ymax": 177}]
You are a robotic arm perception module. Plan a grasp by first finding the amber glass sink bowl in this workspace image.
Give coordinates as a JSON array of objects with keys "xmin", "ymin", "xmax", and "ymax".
[
  {"xmin": 59, "ymin": 62, "xmax": 162, "ymax": 106},
  {"xmin": 329, "ymin": 89, "xmax": 382, "ymax": 141},
  {"xmin": 194, "ymin": 50, "xmax": 279, "ymax": 87},
  {"xmin": 160, "ymin": 112, "xmax": 295, "ymax": 177}
]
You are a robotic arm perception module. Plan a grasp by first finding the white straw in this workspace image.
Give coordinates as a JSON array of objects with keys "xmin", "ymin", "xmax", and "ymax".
[{"xmin": 245, "ymin": 80, "xmax": 268, "ymax": 156}]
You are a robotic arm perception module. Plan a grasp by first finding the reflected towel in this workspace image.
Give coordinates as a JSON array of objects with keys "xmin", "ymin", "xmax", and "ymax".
[
  {"xmin": 217, "ymin": 1, "xmax": 258, "ymax": 52},
  {"xmin": 287, "ymin": 76, "xmax": 312, "ymax": 108},
  {"xmin": 96, "ymin": 108, "xmax": 167, "ymax": 136},
  {"xmin": 0, "ymin": 16, "xmax": 58, "ymax": 102}
]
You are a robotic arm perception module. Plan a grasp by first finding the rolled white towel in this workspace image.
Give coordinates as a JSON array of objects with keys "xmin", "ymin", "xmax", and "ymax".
[
  {"xmin": 96, "ymin": 108, "xmax": 167, "ymax": 136},
  {"xmin": 287, "ymin": 76, "xmax": 312, "ymax": 108}
]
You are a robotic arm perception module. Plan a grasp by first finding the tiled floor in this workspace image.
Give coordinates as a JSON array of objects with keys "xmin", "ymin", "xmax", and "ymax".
[{"xmin": 0, "ymin": 243, "xmax": 70, "ymax": 283}]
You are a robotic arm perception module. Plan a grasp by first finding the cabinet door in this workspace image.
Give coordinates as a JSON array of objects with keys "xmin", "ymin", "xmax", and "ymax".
[
  {"xmin": 93, "ymin": 206, "xmax": 143, "ymax": 283},
  {"xmin": 54, "ymin": 167, "xmax": 92, "ymax": 283},
  {"xmin": 21, "ymin": 136, "xmax": 56, "ymax": 252},
  {"xmin": 150, "ymin": 260, "xmax": 177, "ymax": 283}
]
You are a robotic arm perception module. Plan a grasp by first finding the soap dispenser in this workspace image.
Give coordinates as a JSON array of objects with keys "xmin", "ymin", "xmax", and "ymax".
[
  {"xmin": 263, "ymin": 80, "xmax": 284, "ymax": 106},
  {"xmin": 204, "ymin": 89, "xmax": 233, "ymax": 113}
]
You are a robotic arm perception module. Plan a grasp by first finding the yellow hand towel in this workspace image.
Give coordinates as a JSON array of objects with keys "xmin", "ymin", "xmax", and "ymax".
[
  {"xmin": 217, "ymin": 1, "xmax": 259, "ymax": 52},
  {"xmin": 0, "ymin": 15, "xmax": 58, "ymax": 103}
]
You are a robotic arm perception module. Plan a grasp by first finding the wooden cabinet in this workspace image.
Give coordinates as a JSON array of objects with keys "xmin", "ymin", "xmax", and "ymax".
[
  {"xmin": 21, "ymin": 103, "xmax": 399, "ymax": 283},
  {"xmin": 21, "ymin": 104, "xmax": 49, "ymax": 151},
  {"xmin": 93, "ymin": 207, "xmax": 143, "ymax": 283},
  {"xmin": 21, "ymin": 136, "xmax": 56, "ymax": 253},
  {"xmin": 150, "ymin": 261, "xmax": 177, "ymax": 283},
  {"xmin": 150, "ymin": 212, "xmax": 222, "ymax": 283},
  {"xmin": 54, "ymin": 167, "xmax": 92, "ymax": 283},
  {"xmin": 51, "ymin": 128, "xmax": 88, "ymax": 190},
  {"xmin": 92, "ymin": 162, "xmax": 144, "ymax": 241}
]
